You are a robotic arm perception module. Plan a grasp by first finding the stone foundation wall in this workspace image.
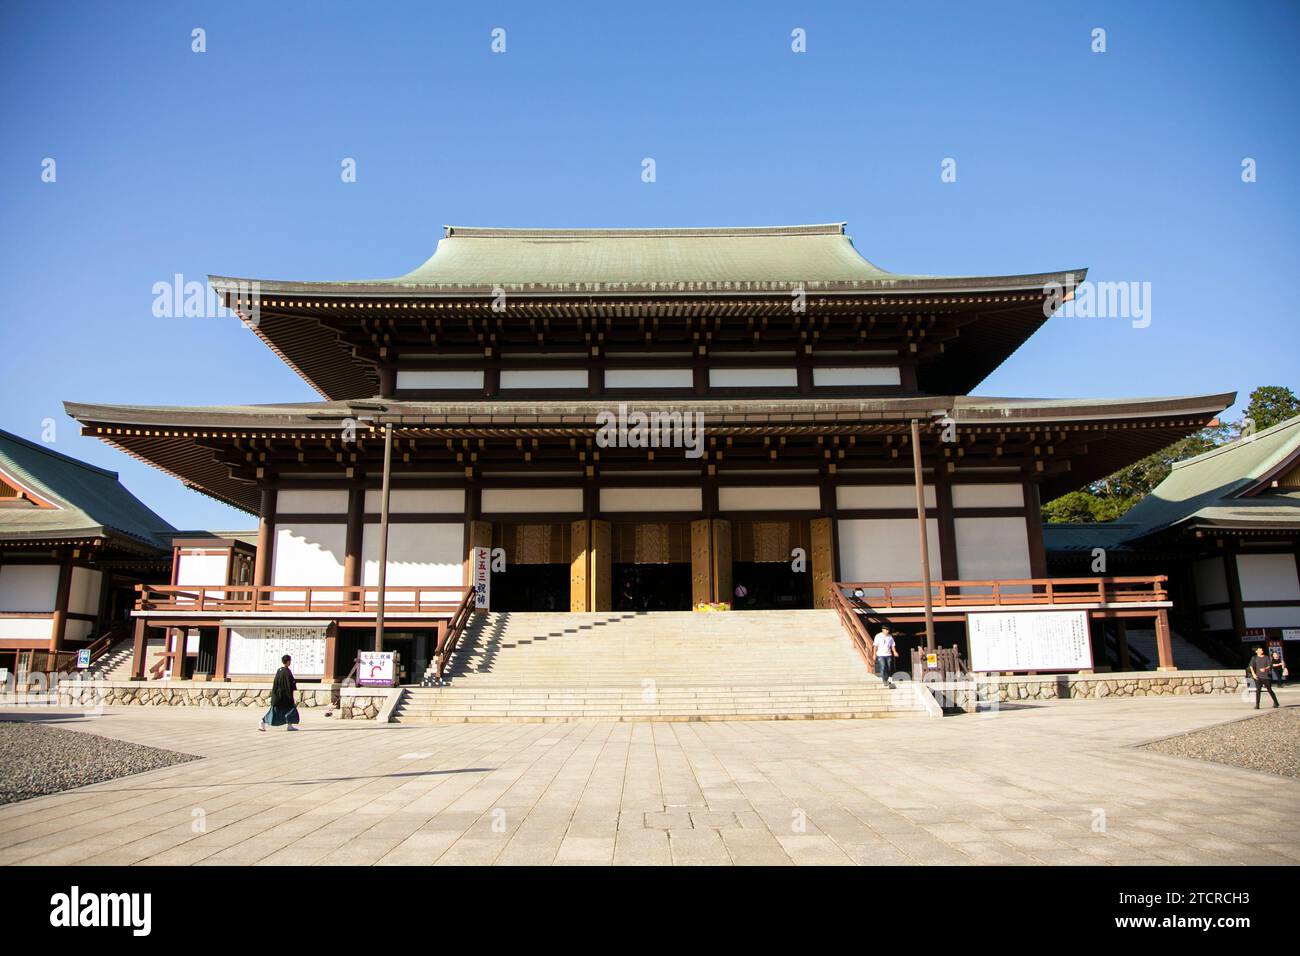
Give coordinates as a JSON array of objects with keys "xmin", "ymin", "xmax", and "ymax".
[
  {"xmin": 1, "ymin": 677, "xmax": 400, "ymax": 722},
  {"xmin": 35, "ymin": 679, "xmax": 340, "ymax": 711},
  {"xmin": 980, "ymin": 670, "xmax": 1246, "ymax": 702},
  {"xmin": 944, "ymin": 669, "xmax": 1248, "ymax": 709},
  {"xmin": 337, "ymin": 688, "xmax": 394, "ymax": 720}
]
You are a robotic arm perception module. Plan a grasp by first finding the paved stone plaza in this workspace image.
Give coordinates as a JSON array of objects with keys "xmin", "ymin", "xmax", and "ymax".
[{"xmin": 1, "ymin": 692, "xmax": 1297, "ymax": 866}]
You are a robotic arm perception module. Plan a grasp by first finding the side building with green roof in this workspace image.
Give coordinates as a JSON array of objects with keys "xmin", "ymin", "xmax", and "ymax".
[
  {"xmin": 1046, "ymin": 414, "xmax": 1300, "ymax": 671},
  {"xmin": 0, "ymin": 428, "xmax": 177, "ymax": 675}
]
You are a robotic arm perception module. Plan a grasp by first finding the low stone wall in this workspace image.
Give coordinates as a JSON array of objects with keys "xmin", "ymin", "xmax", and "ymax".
[
  {"xmin": 21, "ymin": 678, "xmax": 340, "ymax": 711},
  {"xmin": 982, "ymin": 669, "xmax": 1246, "ymax": 702},
  {"xmin": 337, "ymin": 688, "xmax": 394, "ymax": 720},
  {"xmin": 941, "ymin": 669, "xmax": 1248, "ymax": 710},
  {"xmin": 1, "ymin": 677, "xmax": 400, "ymax": 722}
]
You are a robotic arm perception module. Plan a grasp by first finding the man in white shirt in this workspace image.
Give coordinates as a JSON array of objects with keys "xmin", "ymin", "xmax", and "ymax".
[{"xmin": 872, "ymin": 626, "xmax": 897, "ymax": 686}]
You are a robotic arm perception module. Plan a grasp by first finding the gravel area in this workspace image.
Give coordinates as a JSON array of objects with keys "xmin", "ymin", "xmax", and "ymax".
[
  {"xmin": 0, "ymin": 720, "xmax": 199, "ymax": 804},
  {"xmin": 1140, "ymin": 706, "xmax": 1300, "ymax": 778}
]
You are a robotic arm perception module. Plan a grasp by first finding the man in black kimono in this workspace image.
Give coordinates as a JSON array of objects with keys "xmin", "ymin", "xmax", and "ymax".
[{"xmin": 259, "ymin": 654, "xmax": 300, "ymax": 731}]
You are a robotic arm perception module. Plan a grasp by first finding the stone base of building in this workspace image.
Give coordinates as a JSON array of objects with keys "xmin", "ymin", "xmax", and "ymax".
[
  {"xmin": 949, "ymin": 669, "xmax": 1249, "ymax": 708},
  {"xmin": 0, "ymin": 679, "xmax": 397, "ymax": 720}
]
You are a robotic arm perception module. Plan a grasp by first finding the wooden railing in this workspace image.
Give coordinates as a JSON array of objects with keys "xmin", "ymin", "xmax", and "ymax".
[
  {"xmin": 433, "ymin": 587, "xmax": 478, "ymax": 682},
  {"xmin": 833, "ymin": 576, "xmax": 1168, "ymax": 611},
  {"xmin": 829, "ymin": 584, "xmax": 877, "ymax": 672},
  {"xmin": 135, "ymin": 584, "xmax": 472, "ymax": 616}
]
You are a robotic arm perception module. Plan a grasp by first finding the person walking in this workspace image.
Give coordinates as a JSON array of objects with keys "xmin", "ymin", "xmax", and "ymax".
[
  {"xmin": 259, "ymin": 654, "xmax": 301, "ymax": 731},
  {"xmin": 1269, "ymin": 648, "xmax": 1289, "ymax": 687},
  {"xmin": 873, "ymin": 625, "xmax": 897, "ymax": 687},
  {"xmin": 1247, "ymin": 647, "xmax": 1279, "ymax": 709}
]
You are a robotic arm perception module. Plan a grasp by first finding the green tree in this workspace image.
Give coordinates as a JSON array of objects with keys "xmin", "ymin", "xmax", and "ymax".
[{"xmin": 1242, "ymin": 385, "xmax": 1299, "ymax": 433}]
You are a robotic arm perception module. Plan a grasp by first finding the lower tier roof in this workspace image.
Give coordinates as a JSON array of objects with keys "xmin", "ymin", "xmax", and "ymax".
[{"xmin": 65, "ymin": 392, "xmax": 1233, "ymax": 514}]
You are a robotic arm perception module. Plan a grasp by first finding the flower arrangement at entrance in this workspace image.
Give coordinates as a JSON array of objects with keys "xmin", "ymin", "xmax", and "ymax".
[{"xmin": 694, "ymin": 601, "xmax": 731, "ymax": 612}]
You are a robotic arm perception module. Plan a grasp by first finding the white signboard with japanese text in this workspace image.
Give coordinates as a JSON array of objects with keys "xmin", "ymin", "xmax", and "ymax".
[
  {"xmin": 227, "ymin": 626, "xmax": 327, "ymax": 678},
  {"xmin": 472, "ymin": 546, "xmax": 491, "ymax": 610},
  {"xmin": 357, "ymin": 650, "xmax": 396, "ymax": 687},
  {"xmin": 968, "ymin": 610, "xmax": 1092, "ymax": 673}
]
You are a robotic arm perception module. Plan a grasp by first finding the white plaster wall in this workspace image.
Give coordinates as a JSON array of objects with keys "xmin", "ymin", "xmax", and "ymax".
[
  {"xmin": 601, "ymin": 487, "xmax": 702, "ymax": 512},
  {"xmin": 709, "ymin": 368, "xmax": 798, "ymax": 388},
  {"xmin": 1194, "ymin": 557, "xmax": 1228, "ymax": 606},
  {"xmin": 68, "ymin": 567, "xmax": 102, "ymax": 616},
  {"xmin": 0, "ymin": 565, "xmax": 59, "ymax": 612},
  {"xmin": 1236, "ymin": 553, "xmax": 1300, "ymax": 602},
  {"xmin": 362, "ymin": 523, "xmax": 464, "ymax": 598},
  {"xmin": 500, "ymin": 369, "xmax": 587, "ymax": 389},
  {"xmin": 396, "ymin": 370, "xmax": 484, "ymax": 390},
  {"xmin": 955, "ymin": 517, "xmax": 1032, "ymax": 581},
  {"xmin": 837, "ymin": 518, "xmax": 941, "ymax": 584},
  {"xmin": 837, "ymin": 485, "xmax": 935, "ymax": 509},
  {"xmin": 482, "ymin": 488, "xmax": 583, "ymax": 513},
  {"xmin": 272, "ymin": 525, "xmax": 347, "ymax": 594},
  {"xmin": 277, "ymin": 489, "xmax": 349, "ymax": 514},
  {"xmin": 176, "ymin": 552, "xmax": 228, "ymax": 587},
  {"xmin": 0, "ymin": 618, "xmax": 52, "ymax": 640},
  {"xmin": 719, "ymin": 486, "xmax": 820, "ymax": 511},
  {"xmin": 951, "ymin": 484, "xmax": 1025, "ymax": 509},
  {"xmin": 605, "ymin": 368, "xmax": 693, "ymax": 389},
  {"xmin": 812, "ymin": 367, "xmax": 901, "ymax": 387},
  {"xmin": 1244, "ymin": 606, "xmax": 1300, "ymax": 628},
  {"xmin": 364, "ymin": 488, "xmax": 464, "ymax": 514}
]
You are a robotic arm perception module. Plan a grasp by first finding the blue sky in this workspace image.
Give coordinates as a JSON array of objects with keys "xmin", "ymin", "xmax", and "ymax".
[{"xmin": 1, "ymin": 0, "xmax": 1296, "ymax": 530}]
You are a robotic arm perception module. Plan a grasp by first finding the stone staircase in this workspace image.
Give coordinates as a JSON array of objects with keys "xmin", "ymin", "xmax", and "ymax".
[
  {"xmin": 393, "ymin": 610, "xmax": 932, "ymax": 722},
  {"xmin": 86, "ymin": 636, "xmax": 136, "ymax": 680},
  {"xmin": 1124, "ymin": 627, "xmax": 1226, "ymax": 671}
]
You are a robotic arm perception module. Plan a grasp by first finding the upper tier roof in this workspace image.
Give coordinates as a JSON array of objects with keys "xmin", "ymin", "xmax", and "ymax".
[{"xmin": 210, "ymin": 222, "xmax": 1081, "ymax": 296}]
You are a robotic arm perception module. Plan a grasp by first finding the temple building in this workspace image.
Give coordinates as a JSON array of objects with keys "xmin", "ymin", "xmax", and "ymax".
[
  {"xmin": 65, "ymin": 223, "xmax": 1234, "ymax": 684},
  {"xmin": 1047, "ymin": 414, "xmax": 1300, "ymax": 672},
  {"xmin": 0, "ymin": 428, "xmax": 175, "ymax": 676}
]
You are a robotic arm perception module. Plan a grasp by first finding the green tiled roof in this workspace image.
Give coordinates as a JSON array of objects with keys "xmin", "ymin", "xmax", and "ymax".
[
  {"xmin": 0, "ymin": 429, "xmax": 174, "ymax": 551},
  {"xmin": 209, "ymin": 223, "xmax": 1084, "ymax": 295},
  {"xmin": 1046, "ymin": 415, "xmax": 1300, "ymax": 549},
  {"xmin": 1118, "ymin": 414, "xmax": 1300, "ymax": 537}
]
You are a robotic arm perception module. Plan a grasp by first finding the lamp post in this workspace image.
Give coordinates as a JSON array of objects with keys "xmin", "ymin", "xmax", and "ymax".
[
  {"xmin": 910, "ymin": 418, "xmax": 936, "ymax": 653},
  {"xmin": 373, "ymin": 421, "xmax": 393, "ymax": 653}
]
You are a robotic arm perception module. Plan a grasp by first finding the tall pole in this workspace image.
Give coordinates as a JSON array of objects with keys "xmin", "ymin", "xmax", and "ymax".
[
  {"xmin": 374, "ymin": 422, "xmax": 393, "ymax": 653},
  {"xmin": 910, "ymin": 419, "xmax": 936, "ymax": 652}
]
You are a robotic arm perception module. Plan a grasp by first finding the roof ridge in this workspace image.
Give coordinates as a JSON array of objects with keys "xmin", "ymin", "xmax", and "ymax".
[
  {"xmin": 442, "ymin": 223, "xmax": 848, "ymax": 239},
  {"xmin": 0, "ymin": 429, "xmax": 120, "ymax": 481},
  {"xmin": 1169, "ymin": 413, "xmax": 1300, "ymax": 471}
]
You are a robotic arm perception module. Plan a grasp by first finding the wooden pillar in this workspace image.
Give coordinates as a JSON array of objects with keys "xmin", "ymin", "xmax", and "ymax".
[
  {"xmin": 484, "ymin": 367, "xmax": 500, "ymax": 397},
  {"xmin": 214, "ymin": 625, "xmax": 230, "ymax": 681},
  {"xmin": 1023, "ymin": 480, "xmax": 1048, "ymax": 578},
  {"xmin": 322, "ymin": 622, "xmax": 338, "ymax": 682},
  {"xmin": 711, "ymin": 518, "xmax": 732, "ymax": 604},
  {"xmin": 935, "ymin": 475, "xmax": 959, "ymax": 580},
  {"xmin": 690, "ymin": 519, "xmax": 712, "ymax": 607},
  {"xmin": 1115, "ymin": 619, "xmax": 1131, "ymax": 671},
  {"xmin": 343, "ymin": 486, "xmax": 364, "ymax": 595},
  {"xmin": 590, "ymin": 519, "xmax": 611, "ymax": 612},
  {"xmin": 47, "ymin": 552, "xmax": 74, "ymax": 654},
  {"xmin": 570, "ymin": 519, "xmax": 591, "ymax": 612},
  {"xmin": 252, "ymin": 487, "xmax": 277, "ymax": 588},
  {"xmin": 377, "ymin": 366, "xmax": 396, "ymax": 397},
  {"xmin": 810, "ymin": 516, "xmax": 835, "ymax": 609},
  {"xmin": 129, "ymin": 617, "xmax": 148, "ymax": 681},
  {"xmin": 1154, "ymin": 609, "xmax": 1177, "ymax": 671},
  {"xmin": 1223, "ymin": 541, "xmax": 1246, "ymax": 640}
]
